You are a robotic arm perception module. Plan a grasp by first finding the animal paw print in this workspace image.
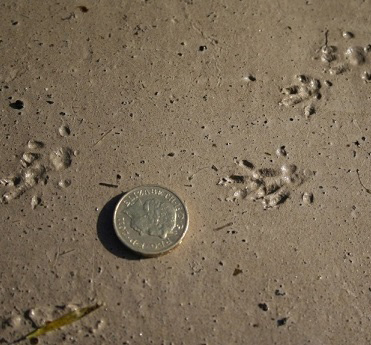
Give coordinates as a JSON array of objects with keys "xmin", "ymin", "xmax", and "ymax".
[
  {"xmin": 218, "ymin": 159, "xmax": 312, "ymax": 209},
  {"xmin": 280, "ymin": 75, "xmax": 321, "ymax": 107},
  {"xmin": 315, "ymin": 31, "xmax": 371, "ymax": 79},
  {"xmin": 0, "ymin": 140, "xmax": 73, "ymax": 205}
]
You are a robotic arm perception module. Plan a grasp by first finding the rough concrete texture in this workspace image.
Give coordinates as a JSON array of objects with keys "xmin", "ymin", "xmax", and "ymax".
[{"xmin": 1, "ymin": 0, "xmax": 371, "ymax": 344}]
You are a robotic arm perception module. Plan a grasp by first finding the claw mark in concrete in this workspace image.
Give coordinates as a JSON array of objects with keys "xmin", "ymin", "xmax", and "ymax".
[
  {"xmin": 356, "ymin": 169, "xmax": 371, "ymax": 194},
  {"xmin": 213, "ymin": 222, "xmax": 234, "ymax": 231},
  {"xmin": 92, "ymin": 128, "xmax": 113, "ymax": 148}
]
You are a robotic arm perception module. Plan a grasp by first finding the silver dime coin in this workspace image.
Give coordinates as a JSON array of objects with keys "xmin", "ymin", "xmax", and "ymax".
[{"xmin": 113, "ymin": 185, "xmax": 189, "ymax": 256}]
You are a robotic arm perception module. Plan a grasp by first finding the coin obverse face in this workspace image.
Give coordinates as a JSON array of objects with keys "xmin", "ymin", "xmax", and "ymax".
[{"xmin": 113, "ymin": 185, "xmax": 189, "ymax": 256}]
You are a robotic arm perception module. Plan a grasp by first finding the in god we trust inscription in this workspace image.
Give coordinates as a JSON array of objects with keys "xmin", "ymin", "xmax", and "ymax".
[{"xmin": 113, "ymin": 186, "xmax": 189, "ymax": 256}]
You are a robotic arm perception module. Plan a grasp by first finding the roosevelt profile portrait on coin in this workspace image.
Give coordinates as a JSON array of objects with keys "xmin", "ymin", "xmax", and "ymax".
[{"xmin": 124, "ymin": 198, "xmax": 177, "ymax": 239}]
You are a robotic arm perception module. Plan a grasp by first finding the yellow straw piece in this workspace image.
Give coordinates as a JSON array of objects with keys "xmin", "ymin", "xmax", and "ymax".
[{"xmin": 25, "ymin": 304, "xmax": 101, "ymax": 340}]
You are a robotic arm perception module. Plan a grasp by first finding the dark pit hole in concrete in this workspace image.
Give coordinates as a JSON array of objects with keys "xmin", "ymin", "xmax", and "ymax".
[
  {"xmin": 258, "ymin": 303, "xmax": 268, "ymax": 311},
  {"xmin": 9, "ymin": 99, "xmax": 24, "ymax": 110},
  {"xmin": 277, "ymin": 317, "xmax": 288, "ymax": 326},
  {"xmin": 78, "ymin": 5, "xmax": 89, "ymax": 12}
]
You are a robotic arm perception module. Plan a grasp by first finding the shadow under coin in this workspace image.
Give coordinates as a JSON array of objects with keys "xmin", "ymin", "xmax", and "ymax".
[{"xmin": 97, "ymin": 193, "xmax": 142, "ymax": 260}]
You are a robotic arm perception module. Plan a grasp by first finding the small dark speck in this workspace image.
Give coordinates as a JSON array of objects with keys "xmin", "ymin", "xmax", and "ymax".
[
  {"xmin": 277, "ymin": 317, "xmax": 288, "ymax": 327},
  {"xmin": 214, "ymin": 222, "xmax": 233, "ymax": 231},
  {"xmin": 258, "ymin": 303, "xmax": 268, "ymax": 311},
  {"xmin": 30, "ymin": 337, "xmax": 39, "ymax": 344},
  {"xmin": 167, "ymin": 152, "xmax": 175, "ymax": 157},
  {"xmin": 199, "ymin": 45, "xmax": 207, "ymax": 51},
  {"xmin": 9, "ymin": 100, "xmax": 24, "ymax": 110},
  {"xmin": 99, "ymin": 182, "xmax": 118, "ymax": 188},
  {"xmin": 46, "ymin": 100, "xmax": 54, "ymax": 104},
  {"xmin": 211, "ymin": 165, "xmax": 218, "ymax": 171},
  {"xmin": 229, "ymin": 175, "xmax": 245, "ymax": 183},
  {"xmin": 275, "ymin": 289, "xmax": 285, "ymax": 296},
  {"xmin": 78, "ymin": 6, "xmax": 89, "ymax": 12},
  {"xmin": 240, "ymin": 159, "xmax": 254, "ymax": 169},
  {"xmin": 233, "ymin": 268, "xmax": 243, "ymax": 276}
]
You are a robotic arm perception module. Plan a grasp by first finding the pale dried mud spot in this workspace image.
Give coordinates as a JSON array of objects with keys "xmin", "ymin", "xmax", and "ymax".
[
  {"xmin": 342, "ymin": 31, "xmax": 354, "ymax": 39},
  {"xmin": 218, "ymin": 159, "xmax": 313, "ymax": 209},
  {"xmin": 345, "ymin": 46, "xmax": 366, "ymax": 66},
  {"xmin": 49, "ymin": 147, "xmax": 73, "ymax": 171},
  {"xmin": 27, "ymin": 139, "xmax": 44, "ymax": 150},
  {"xmin": 304, "ymin": 104, "xmax": 315, "ymax": 118},
  {"xmin": 302, "ymin": 191, "xmax": 314, "ymax": 204},
  {"xmin": 361, "ymin": 71, "xmax": 371, "ymax": 83},
  {"xmin": 31, "ymin": 195, "xmax": 41, "ymax": 209},
  {"xmin": 58, "ymin": 179, "xmax": 71, "ymax": 189},
  {"xmin": 58, "ymin": 124, "xmax": 71, "ymax": 137},
  {"xmin": 243, "ymin": 74, "xmax": 256, "ymax": 82},
  {"xmin": 276, "ymin": 146, "xmax": 287, "ymax": 157},
  {"xmin": 0, "ymin": 313, "xmax": 27, "ymax": 344}
]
